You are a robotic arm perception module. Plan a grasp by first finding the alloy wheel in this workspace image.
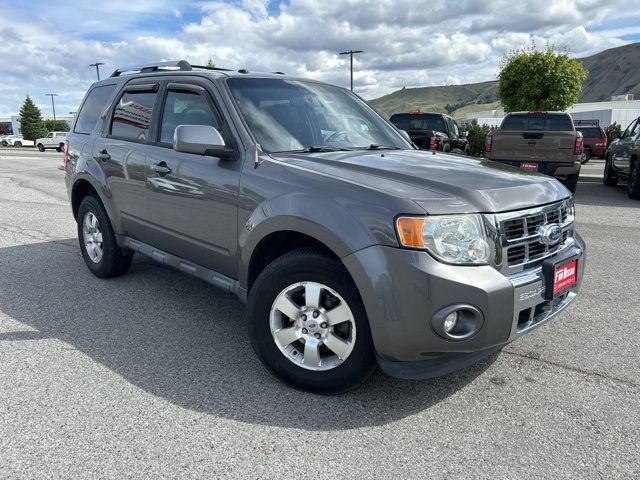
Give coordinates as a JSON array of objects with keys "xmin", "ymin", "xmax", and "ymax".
[{"xmin": 82, "ymin": 212, "xmax": 104, "ymax": 263}]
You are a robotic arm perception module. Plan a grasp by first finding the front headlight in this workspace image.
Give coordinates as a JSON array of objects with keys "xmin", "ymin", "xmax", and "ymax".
[{"xmin": 396, "ymin": 214, "xmax": 490, "ymax": 265}]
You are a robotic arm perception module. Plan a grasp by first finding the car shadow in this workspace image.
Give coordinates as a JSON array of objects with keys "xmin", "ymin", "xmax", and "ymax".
[
  {"xmin": 574, "ymin": 181, "xmax": 640, "ymax": 208},
  {"xmin": 0, "ymin": 239, "xmax": 496, "ymax": 431}
]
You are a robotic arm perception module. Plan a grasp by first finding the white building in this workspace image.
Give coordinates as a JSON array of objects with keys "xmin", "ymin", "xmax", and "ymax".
[
  {"xmin": 462, "ymin": 97, "xmax": 640, "ymax": 129},
  {"xmin": 0, "ymin": 115, "xmax": 75, "ymax": 135}
]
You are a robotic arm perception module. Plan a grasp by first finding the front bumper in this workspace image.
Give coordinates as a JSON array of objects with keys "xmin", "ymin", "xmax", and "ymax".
[{"xmin": 343, "ymin": 232, "xmax": 585, "ymax": 380}]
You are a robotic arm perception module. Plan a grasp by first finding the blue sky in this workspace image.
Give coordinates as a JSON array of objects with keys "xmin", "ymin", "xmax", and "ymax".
[{"xmin": 0, "ymin": 0, "xmax": 638, "ymax": 117}]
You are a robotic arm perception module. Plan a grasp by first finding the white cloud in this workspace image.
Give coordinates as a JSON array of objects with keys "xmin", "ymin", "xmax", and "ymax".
[{"xmin": 0, "ymin": 0, "xmax": 636, "ymax": 116}]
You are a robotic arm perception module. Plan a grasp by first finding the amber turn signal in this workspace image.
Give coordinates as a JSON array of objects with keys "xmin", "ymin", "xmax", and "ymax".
[{"xmin": 396, "ymin": 217, "xmax": 426, "ymax": 248}]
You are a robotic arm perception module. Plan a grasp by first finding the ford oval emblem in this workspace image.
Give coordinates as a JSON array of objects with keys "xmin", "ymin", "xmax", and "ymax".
[{"xmin": 537, "ymin": 223, "xmax": 562, "ymax": 245}]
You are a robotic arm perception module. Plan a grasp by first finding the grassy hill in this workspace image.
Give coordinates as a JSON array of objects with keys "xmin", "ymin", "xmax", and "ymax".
[{"xmin": 369, "ymin": 42, "xmax": 640, "ymax": 118}]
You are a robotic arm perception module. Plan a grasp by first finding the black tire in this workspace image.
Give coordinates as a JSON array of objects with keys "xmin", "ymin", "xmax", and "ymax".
[
  {"xmin": 563, "ymin": 172, "xmax": 579, "ymax": 195},
  {"xmin": 14, "ymin": 141, "xmax": 22, "ymax": 147},
  {"xmin": 581, "ymin": 148, "xmax": 591, "ymax": 164},
  {"xmin": 628, "ymin": 161, "xmax": 640, "ymax": 200},
  {"xmin": 77, "ymin": 195, "xmax": 133, "ymax": 278},
  {"xmin": 37, "ymin": 144, "xmax": 45, "ymax": 152},
  {"xmin": 56, "ymin": 143, "xmax": 64, "ymax": 152},
  {"xmin": 246, "ymin": 249, "xmax": 376, "ymax": 394},
  {"xmin": 603, "ymin": 157, "xmax": 618, "ymax": 187}
]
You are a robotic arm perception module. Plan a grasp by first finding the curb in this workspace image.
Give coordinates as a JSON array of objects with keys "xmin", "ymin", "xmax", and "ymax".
[{"xmin": 578, "ymin": 175, "xmax": 601, "ymax": 183}]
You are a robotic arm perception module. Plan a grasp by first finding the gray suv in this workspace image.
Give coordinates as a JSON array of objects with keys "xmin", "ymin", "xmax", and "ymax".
[{"xmin": 64, "ymin": 60, "xmax": 585, "ymax": 393}]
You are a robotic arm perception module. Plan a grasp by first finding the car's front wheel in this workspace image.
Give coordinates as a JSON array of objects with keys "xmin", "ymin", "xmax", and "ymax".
[
  {"xmin": 246, "ymin": 249, "xmax": 376, "ymax": 393},
  {"xmin": 14, "ymin": 141, "xmax": 22, "ymax": 147},
  {"xmin": 603, "ymin": 157, "xmax": 618, "ymax": 186},
  {"xmin": 77, "ymin": 195, "xmax": 133, "ymax": 278},
  {"xmin": 37, "ymin": 144, "xmax": 45, "ymax": 152},
  {"xmin": 581, "ymin": 149, "xmax": 591, "ymax": 164}
]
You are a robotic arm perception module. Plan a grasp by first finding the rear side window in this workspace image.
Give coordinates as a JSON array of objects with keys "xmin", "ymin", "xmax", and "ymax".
[
  {"xmin": 111, "ymin": 91, "xmax": 157, "ymax": 141},
  {"xmin": 501, "ymin": 114, "xmax": 573, "ymax": 131},
  {"xmin": 159, "ymin": 90, "xmax": 220, "ymax": 144},
  {"xmin": 74, "ymin": 84, "xmax": 116, "ymax": 134}
]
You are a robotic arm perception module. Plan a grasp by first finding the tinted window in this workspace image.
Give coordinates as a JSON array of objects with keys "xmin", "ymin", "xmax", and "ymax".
[
  {"xmin": 111, "ymin": 91, "xmax": 157, "ymax": 141},
  {"xmin": 74, "ymin": 85, "xmax": 116, "ymax": 134},
  {"xmin": 160, "ymin": 90, "xmax": 220, "ymax": 144},
  {"xmin": 501, "ymin": 113, "xmax": 573, "ymax": 131},
  {"xmin": 576, "ymin": 127, "xmax": 604, "ymax": 138},
  {"xmin": 389, "ymin": 114, "xmax": 447, "ymax": 134}
]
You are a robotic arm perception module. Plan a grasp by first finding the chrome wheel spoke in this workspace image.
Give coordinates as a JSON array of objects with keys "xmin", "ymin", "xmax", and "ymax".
[
  {"xmin": 83, "ymin": 214, "xmax": 92, "ymax": 232},
  {"xmin": 274, "ymin": 326, "xmax": 299, "ymax": 347},
  {"xmin": 323, "ymin": 333, "xmax": 351, "ymax": 359},
  {"xmin": 304, "ymin": 282, "xmax": 322, "ymax": 309},
  {"xmin": 273, "ymin": 295, "xmax": 301, "ymax": 320},
  {"xmin": 325, "ymin": 303, "xmax": 350, "ymax": 326},
  {"xmin": 303, "ymin": 340, "xmax": 321, "ymax": 368},
  {"xmin": 94, "ymin": 231, "xmax": 103, "ymax": 244}
]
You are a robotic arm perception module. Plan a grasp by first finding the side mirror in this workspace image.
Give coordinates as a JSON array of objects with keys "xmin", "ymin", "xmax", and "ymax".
[
  {"xmin": 173, "ymin": 125, "xmax": 231, "ymax": 158},
  {"xmin": 399, "ymin": 129, "xmax": 412, "ymax": 143},
  {"xmin": 462, "ymin": 131, "xmax": 469, "ymax": 138},
  {"xmin": 611, "ymin": 131, "xmax": 621, "ymax": 140}
]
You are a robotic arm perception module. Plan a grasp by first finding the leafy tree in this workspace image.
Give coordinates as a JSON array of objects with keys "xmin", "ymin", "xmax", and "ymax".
[
  {"xmin": 206, "ymin": 57, "xmax": 215, "ymax": 68},
  {"xmin": 498, "ymin": 45, "xmax": 587, "ymax": 112},
  {"xmin": 43, "ymin": 119, "xmax": 70, "ymax": 132},
  {"xmin": 462, "ymin": 120, "xmax": 493, "ymax": 156},
  {"xmin": 19, "ymin": 96, "xmax": 47, "ymax": 140},
  {"xmin": 604, "ymin": 122, "xmax": 622, "ymax": 145}
]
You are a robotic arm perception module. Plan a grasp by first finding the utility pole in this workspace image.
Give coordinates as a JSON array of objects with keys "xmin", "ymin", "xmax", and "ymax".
[
  {"xmin": 338, "ymin": 50, "xmax": 363, "ymax": 91},
  {"xmin": 45, "ymin": 93, "xmax": 59, "ymax": 120},
  {"xmin": 89, "ymin": 62, "xmax": 105, "ymax": 80}
]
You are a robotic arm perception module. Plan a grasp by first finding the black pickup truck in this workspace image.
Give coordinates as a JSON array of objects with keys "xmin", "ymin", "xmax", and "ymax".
[{"xmin": 389, "ymin": 112, "xmax": 470, "ymax": 155}]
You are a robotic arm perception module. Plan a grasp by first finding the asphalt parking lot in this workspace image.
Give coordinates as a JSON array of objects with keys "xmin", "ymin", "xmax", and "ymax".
[{"xmin": 0, "ymin": 147, "xmax": 638, "ymax": 479}]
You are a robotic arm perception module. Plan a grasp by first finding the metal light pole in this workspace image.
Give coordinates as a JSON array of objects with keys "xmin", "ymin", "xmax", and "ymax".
[
  {"xmin": 89, "ymin": 62, "xmax": 105, "ymax": 80},
  {"xmin": 338, "ymin": 50, "xmax": 363, "ymax": 91},
  {"xmin": 45, "ymin": 93, "xmax": 59, "ymax": 121}
]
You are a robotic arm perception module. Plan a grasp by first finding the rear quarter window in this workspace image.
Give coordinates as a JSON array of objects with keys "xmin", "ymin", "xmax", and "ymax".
[
  {"xmin": 501, "ymin": 114, "xmax": 573, "ymax": 131},
  {"xmin": 74, "ymin": 84, "xmax": 117, "ymax": 134}
]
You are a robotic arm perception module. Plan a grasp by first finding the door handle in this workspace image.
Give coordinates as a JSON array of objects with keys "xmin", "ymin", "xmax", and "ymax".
[
  {"xmin": 96, "ymin": 150, "xmax": 110, "ymax": 161},
  {"xmin": 152, "ymin": 162, "xmax": 171, "ymax": 175}
]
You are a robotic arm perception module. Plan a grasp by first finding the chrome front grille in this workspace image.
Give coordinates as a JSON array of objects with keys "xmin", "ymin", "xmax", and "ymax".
[{"xmin": 495, "ymin": 199, "xmax": 574, "ymax": 273}]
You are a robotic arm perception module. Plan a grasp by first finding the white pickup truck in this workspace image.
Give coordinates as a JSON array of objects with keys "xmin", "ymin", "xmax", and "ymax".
[{"xmin": 35, "ymin": 131, "xmax": 68, "ymax": 152}]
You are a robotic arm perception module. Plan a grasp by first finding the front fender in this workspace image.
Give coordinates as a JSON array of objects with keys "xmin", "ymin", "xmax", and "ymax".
[{"xmin": 238, "ymin": 191, "xmax": 394, "ymax": 289}]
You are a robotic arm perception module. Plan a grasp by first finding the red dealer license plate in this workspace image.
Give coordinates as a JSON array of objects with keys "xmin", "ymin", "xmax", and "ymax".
[
  {"xmin": 520, "ymin": 162, "xmax": 538, "ymax": 171},
  {"xmin": 553, "ymin": 259, "xmax": 578, "ymax": 295}
]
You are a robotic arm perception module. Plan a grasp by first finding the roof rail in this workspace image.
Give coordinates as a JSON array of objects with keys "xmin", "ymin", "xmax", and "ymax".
[
  {"xmin": 110, "ymin": 60, "xmax": 192, "ymax": 77},
  {"xmin": 190, "ymin": 64, "xmax": 234, "ymax": 72},
  {"xmin": 574, "ymin": 119, "xmax": 600, "ymax": 127}
]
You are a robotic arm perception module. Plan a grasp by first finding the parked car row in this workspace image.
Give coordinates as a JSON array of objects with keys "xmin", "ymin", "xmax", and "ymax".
[{"xmin": 0, "ymin": 131, "xmax": 68, "ymax": 150}]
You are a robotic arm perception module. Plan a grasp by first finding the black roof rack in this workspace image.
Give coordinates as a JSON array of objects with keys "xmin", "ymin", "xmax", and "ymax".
[
  {"xmin": 110, "ymin": 60, "xmax": 284, "ymax": 78},
  {"xmin": 574, "ymin": 119, "xmax": 600, "ymax": 127}
]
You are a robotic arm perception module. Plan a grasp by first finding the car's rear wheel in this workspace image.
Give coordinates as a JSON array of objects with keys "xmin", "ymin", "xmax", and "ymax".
[
  {"xmin": 628, "ymin": 161, "xmax": 640, "ymax": 200},
  {"xmin": 246, "ymin": 249, "xmax": 376, "ymax": 393},
  {"xmin": 581, "ymin": 149, "xmax": 591, "ymax": 164},
  {"xmin": 56, "ymin": 143, "xmax": 64, "ymax": 152},
  {"xmin": 77, "ymin": 195, "xmax": 133, "ymax": 278},
  {"xmin": 603, "ymin": 157, "xmax": 618, "ymax": 187},
  {"xmin": 37, "ymin": 144, "xmax": 45, "ymax": 152},
  {"xmin": 14, "ymin": 141, "xmax": 22, "ymax": 147}
]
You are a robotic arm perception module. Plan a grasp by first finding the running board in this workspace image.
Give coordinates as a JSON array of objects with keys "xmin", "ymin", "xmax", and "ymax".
[{"xmin": 117, "ymin": 235, "xmax": 247, "ymax": 303}]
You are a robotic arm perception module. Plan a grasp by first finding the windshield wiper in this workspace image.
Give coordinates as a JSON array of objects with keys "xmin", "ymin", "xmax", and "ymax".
[
  {"xmin": 276, "ymin": 146, "xmax": 352, "ymax": 153},
  {"xmin": 361, "ymin": 144, "xmax": 404, "ymax": 150}
]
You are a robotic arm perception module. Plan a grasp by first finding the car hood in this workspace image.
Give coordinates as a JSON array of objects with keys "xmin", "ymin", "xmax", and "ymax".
[{"xmin": 269, "ymin": 149, "xmax": 570, "ymax": 214}]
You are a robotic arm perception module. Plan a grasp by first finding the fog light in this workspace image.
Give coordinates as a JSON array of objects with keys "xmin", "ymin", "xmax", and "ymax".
[{"xmin": 443, "ymin": 312, "xmax": 458, "ymax": 333}]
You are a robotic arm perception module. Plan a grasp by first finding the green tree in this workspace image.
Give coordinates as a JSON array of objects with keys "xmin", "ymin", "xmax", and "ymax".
[
  {"xmin": 604, "ymin": 122, "xmax": 622, "ymax": 145},
  {"xmin": 43, "ymin": 119, "xmax": 70, "ymax": 132},
  {"xmin": 206, "ymin": 57, "xmax": 215, "ymax": 68},
  {"xmin": 19, "ymin": 96, "xmax": 47, "ymax": 140},
  {"xmin": 498, "ymin": 45, "xmax": 587, "ymax": 112},
  {"xmin": 462, "ymin": 120, "xmax": 493, "ymax": 156}
]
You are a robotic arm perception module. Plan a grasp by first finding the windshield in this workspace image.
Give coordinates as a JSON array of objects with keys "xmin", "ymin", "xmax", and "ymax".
[{"xmin": 227, "ymin": 78, "xmax": 410, "ymax": 153}]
